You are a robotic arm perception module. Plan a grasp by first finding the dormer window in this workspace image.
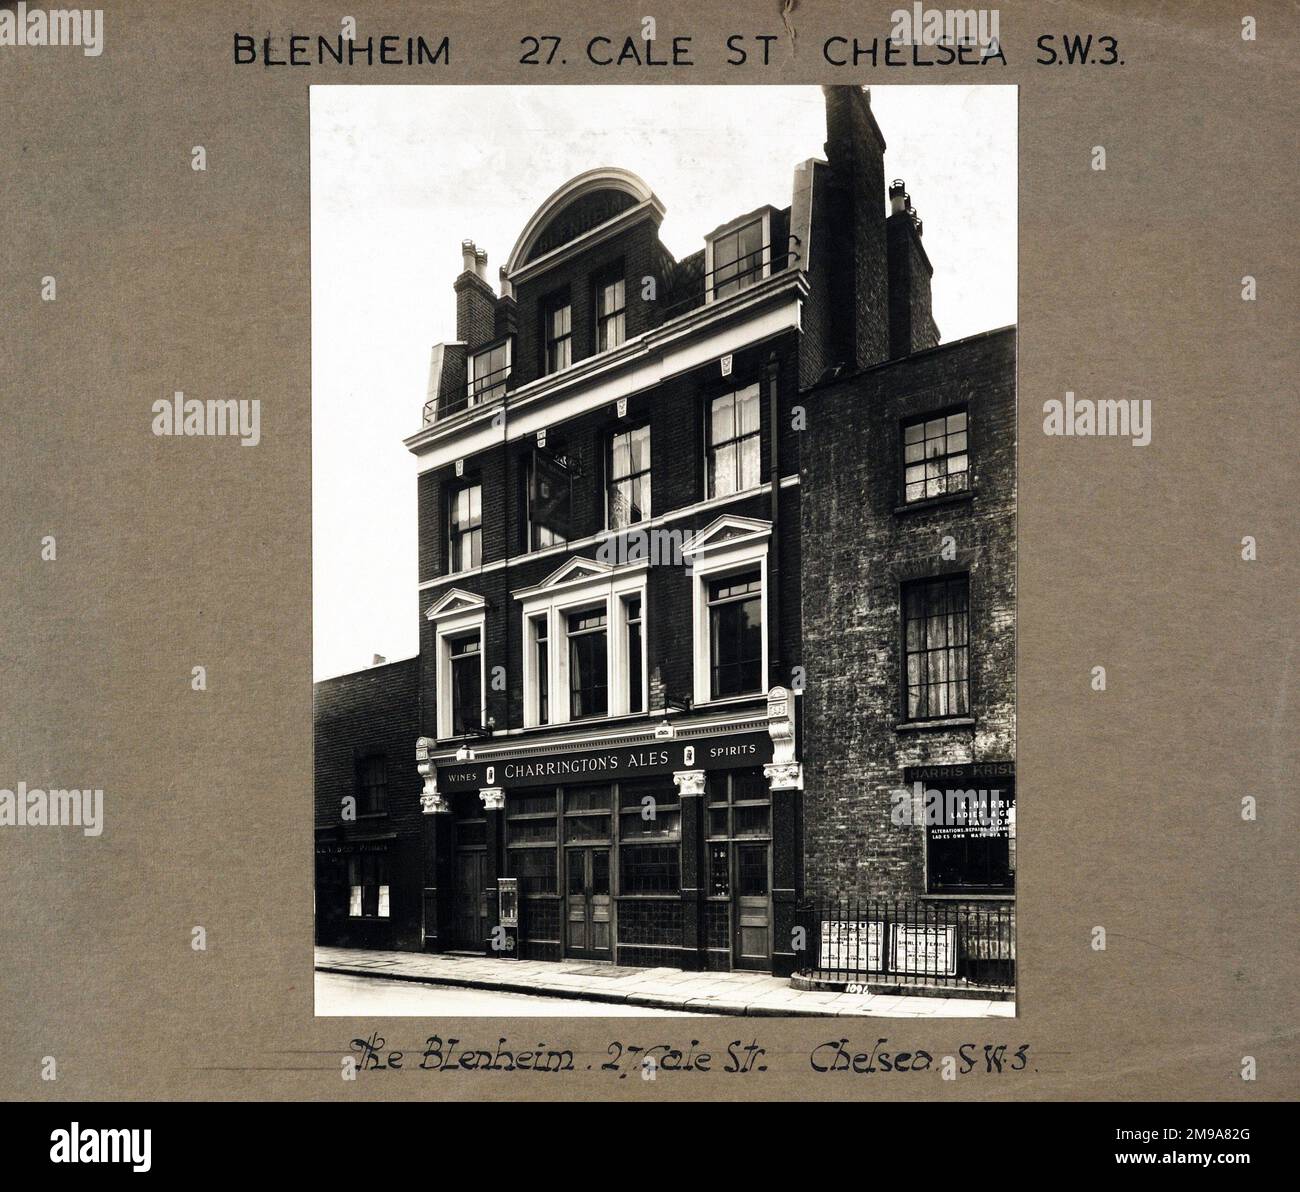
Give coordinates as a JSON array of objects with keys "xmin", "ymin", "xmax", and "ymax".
[
  {"xmin": 706, "ymin": 213, "xmax": 769, "ymax": 302},
  {"xmin": 543, "ymin": 292, "xmax": 572, "ymax": 375},
  {"xmin": 469, "ymin": 340, "xmax": 510, "ymax": 404}
]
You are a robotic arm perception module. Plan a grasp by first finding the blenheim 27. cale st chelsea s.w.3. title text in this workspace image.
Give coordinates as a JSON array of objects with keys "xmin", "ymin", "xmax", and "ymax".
[{"xmin": 315, "ymin": 85, "xmax": 1016, "ymax": 988}]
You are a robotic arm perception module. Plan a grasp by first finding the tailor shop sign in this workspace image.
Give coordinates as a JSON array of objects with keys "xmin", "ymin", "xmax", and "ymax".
[{"xmin": 436, "ymin": 732, "xmax": 773, "ymax": 792}]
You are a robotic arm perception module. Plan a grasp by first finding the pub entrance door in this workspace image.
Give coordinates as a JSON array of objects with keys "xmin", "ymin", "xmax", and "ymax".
[
  {"xmin": 565, "ymin": 847, "xmax": 612, "ymax": 960},
  {"xmin": 452, "ymin": 851, "xmax": 487, "ymax": 951},
  {"xmin": 733, "ymin": 841, "xmax": 772, "ymax": 970}
]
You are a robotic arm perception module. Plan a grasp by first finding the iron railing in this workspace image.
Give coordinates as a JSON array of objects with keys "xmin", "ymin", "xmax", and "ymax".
[
  {"xmin": 422, "ymin": 362, "xmax": 512, "ymax": 427},
  {"xmin": 658, "ymin": 240, "xmax": 801, "ymax": 321},
  {"xmin": 795, "ymin": 894, "xmax": 1015, "ymax": 991}
]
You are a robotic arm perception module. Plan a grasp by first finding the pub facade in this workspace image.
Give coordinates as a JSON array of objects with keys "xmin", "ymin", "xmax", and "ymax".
[{"xmin": 314, "ymin": 86, "xmax": 1016, "ymax": 982}]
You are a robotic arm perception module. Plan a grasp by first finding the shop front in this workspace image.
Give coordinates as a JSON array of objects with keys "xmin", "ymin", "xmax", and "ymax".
[{"xmin": 414, "ymin": 688, "xmax": 803, "ymax": 974}]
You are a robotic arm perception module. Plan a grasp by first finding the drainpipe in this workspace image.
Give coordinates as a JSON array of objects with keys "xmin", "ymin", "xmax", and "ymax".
[{"xmin": 766, "ymin": 351, "xmax": 781, "ymax": 689}]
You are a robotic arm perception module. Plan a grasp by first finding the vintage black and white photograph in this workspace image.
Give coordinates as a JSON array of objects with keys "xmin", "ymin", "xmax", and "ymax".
[{"xmin": 311, "ymin": 84, "xmax": 1017, "ymax": 1018}]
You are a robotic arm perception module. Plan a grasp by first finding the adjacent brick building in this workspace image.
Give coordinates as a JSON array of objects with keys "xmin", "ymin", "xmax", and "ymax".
[
  {"xmin": 314, "ymin": 657, "xmax": 422, "ymax": 950},
  {"xmin": 314, "ymin": 86, "xmax": 1016, "ymax": 983}
]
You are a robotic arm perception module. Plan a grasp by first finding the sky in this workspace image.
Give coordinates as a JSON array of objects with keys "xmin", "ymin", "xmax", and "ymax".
[{"xmin": 311, "ymin": 85, "xmax": 1017, "ymax": 680}]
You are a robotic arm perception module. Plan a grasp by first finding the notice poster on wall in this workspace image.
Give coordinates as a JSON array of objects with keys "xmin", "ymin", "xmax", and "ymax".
[{"xmin": 819, "ymin": 921, "xmax": 885, "ymax": 972}]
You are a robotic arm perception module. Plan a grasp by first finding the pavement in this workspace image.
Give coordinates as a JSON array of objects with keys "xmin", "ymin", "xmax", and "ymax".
[{"xmin": 315, "ymin": 946, "xmax": 1016, "ymax": 1018}]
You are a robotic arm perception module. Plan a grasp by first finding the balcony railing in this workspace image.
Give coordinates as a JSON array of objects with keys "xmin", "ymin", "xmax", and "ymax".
[
  {"xmin": 423, "ymin": 362, "xmax": 511, "ymax": 427},
  {"xmin": 659, "ymin": 239, "xmax": 801, "ymax": 321}
]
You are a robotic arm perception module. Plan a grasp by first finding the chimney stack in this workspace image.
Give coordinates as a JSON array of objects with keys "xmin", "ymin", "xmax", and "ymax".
[
  {"xmin": 454, "ymin": 238, "xmax": 497, "ymax": 349},
  {"xmin": 886, "ymin": 177, "xmax": 939, "ymax": 358},
  {"xmin": 821, "ymin": 85, "xmax": 891, "ymax": 370}
]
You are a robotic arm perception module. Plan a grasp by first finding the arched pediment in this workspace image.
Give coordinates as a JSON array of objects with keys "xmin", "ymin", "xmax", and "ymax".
[{"xmin": 505, "ymin": 168, "xmax": 661, "ymax": 276}]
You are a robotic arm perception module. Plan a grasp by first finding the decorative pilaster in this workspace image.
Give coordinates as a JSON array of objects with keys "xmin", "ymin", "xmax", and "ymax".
[
  {"xmin": 415, "ymin": 737, "xmax": 451, "ymax": 952},
  {"xmin": 672, "ymin": 769, "xmax": 707, "ymax": 798},
  {"xmin": 675, "ymin": 769, "xmax": 707, "ymax": 971},
  {"xmin": 766, "ymin": 688, "xmax": 801, "ymax": 976}
]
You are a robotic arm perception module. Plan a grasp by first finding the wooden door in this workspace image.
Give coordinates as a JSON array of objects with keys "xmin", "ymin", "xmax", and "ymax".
[
  {"xmin": 453, "ymin": 851, "xmax": 485, "ymax": 951},
  {"xmin": 734, "ymin": 842, "xmax": 771, "ymax": 969},
  {"xmin": 566, "ymin": 847, "xmax": 612, "ymax": 960}
]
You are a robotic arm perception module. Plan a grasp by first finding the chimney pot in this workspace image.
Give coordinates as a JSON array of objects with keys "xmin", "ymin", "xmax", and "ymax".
[
  {"xmin": 460, "ymin": 239, "xmax": 477, "ymax": 273},
  {"xmin": 474, "ymin": 248, "xmax": 489, "ymax": 281}
]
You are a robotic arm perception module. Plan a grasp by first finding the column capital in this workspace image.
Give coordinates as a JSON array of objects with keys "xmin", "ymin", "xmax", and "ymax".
[
  {"xmin": 673, "ymin": 769, "xmax": 707, "ymax": 797},
  {"xmin": 479, "ymin": 787, "xmax": 506, "ymax": 811},
  {"xmin": 421, "ymin": 791, "xmax": 450, "ymax": 815},
  {"xmin": 764, "ymin": 761, "xmax": 803, "ymax": 791}
]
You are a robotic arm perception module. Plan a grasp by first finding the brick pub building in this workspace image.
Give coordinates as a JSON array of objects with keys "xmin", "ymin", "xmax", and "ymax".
[{"xmin": 315, "ymin": 86, "xmax": 1016, "ymax": 985}]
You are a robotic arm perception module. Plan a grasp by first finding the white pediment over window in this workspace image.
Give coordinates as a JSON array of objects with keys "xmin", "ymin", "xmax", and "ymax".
[
  {"xmin": 425, "ymin": 587, "xmax": 487, "ymax": 621},
  {"xmin": 512, "ymin": 556, "xmax": 625, "ymax": 600},
  {"xmin": 682, "ymin": 514, "xmax": 772, "ymax": 560}
]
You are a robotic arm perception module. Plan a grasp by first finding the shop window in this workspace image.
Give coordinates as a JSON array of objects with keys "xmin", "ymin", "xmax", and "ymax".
[
  {"xmin": 903, "ymin": 409, "xmax": 969, "ymax": 503},
  {"xmin": 705, "ymin": 767, "xmax": 770, "ymax": 900},
  {"xmin": 903, "ymin": 575, "xmax": 970, "ymax": 720},
  {"xmin": 926, "ymin": 780, "xmax": 1016, "ymax": 894},
  {"xmin": 508, "ymin": 848, "xmax": 558, "ymax": 897},
  {"xmin": 620, "ymin": 844, "xmax": 680, "ymax": 895},
  {"xmin": 707, "ymin": 842, "xmax": 730, "ymax": 896},
  {"xmin": 354, "ymin": 753, "xmax": 388, "ymax": 815},
  {"xmin": 347, "ymin": 854, "xmax": 390, "ymax": 919},
  {"xmin": 618, "ymin": 780, "xmax": 679, "ymax": 840}
]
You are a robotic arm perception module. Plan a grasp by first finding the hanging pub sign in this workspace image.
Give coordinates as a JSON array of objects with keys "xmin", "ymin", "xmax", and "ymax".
[
  {"xmin": 435, "ymin": 731, "xmax": 773, "ymax": 792},
  {"xmin": 531, "ymin": 447, "xmax": 575, "ymax": 541}
]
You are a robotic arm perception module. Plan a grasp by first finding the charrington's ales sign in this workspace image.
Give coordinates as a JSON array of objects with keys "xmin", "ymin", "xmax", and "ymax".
[{"xmin": 436, "ymin": 732, "xmax": 773, "ymax": 792}]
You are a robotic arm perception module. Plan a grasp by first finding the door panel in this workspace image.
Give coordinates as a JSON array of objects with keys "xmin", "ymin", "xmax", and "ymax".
[
  {"xmin": 566, "ymin": 848, "xmax": 613, "ymax": 960},
  {"xmin": 590, "ymin": 849, "xmax": 611, "ymax": 952},
  {"xmin": 566, "ymin": 850, "xmax": 587, "ymax": 951},
  {"xmin": 454, "ymin": 852, "xmax": 484, "ymax": 950},
  {"xmin": 735, "ymin": 842, "xmax": 771, "ymax": 969}
]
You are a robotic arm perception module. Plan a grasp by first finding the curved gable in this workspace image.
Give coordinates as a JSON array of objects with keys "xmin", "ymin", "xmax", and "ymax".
[
  {"xmin": 526, "ymin": 189, "xmax": 638, "ymax": 263},
  {"xmin": 505, "ymin": 167, "xmax": 659, "ymax": 276}
]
